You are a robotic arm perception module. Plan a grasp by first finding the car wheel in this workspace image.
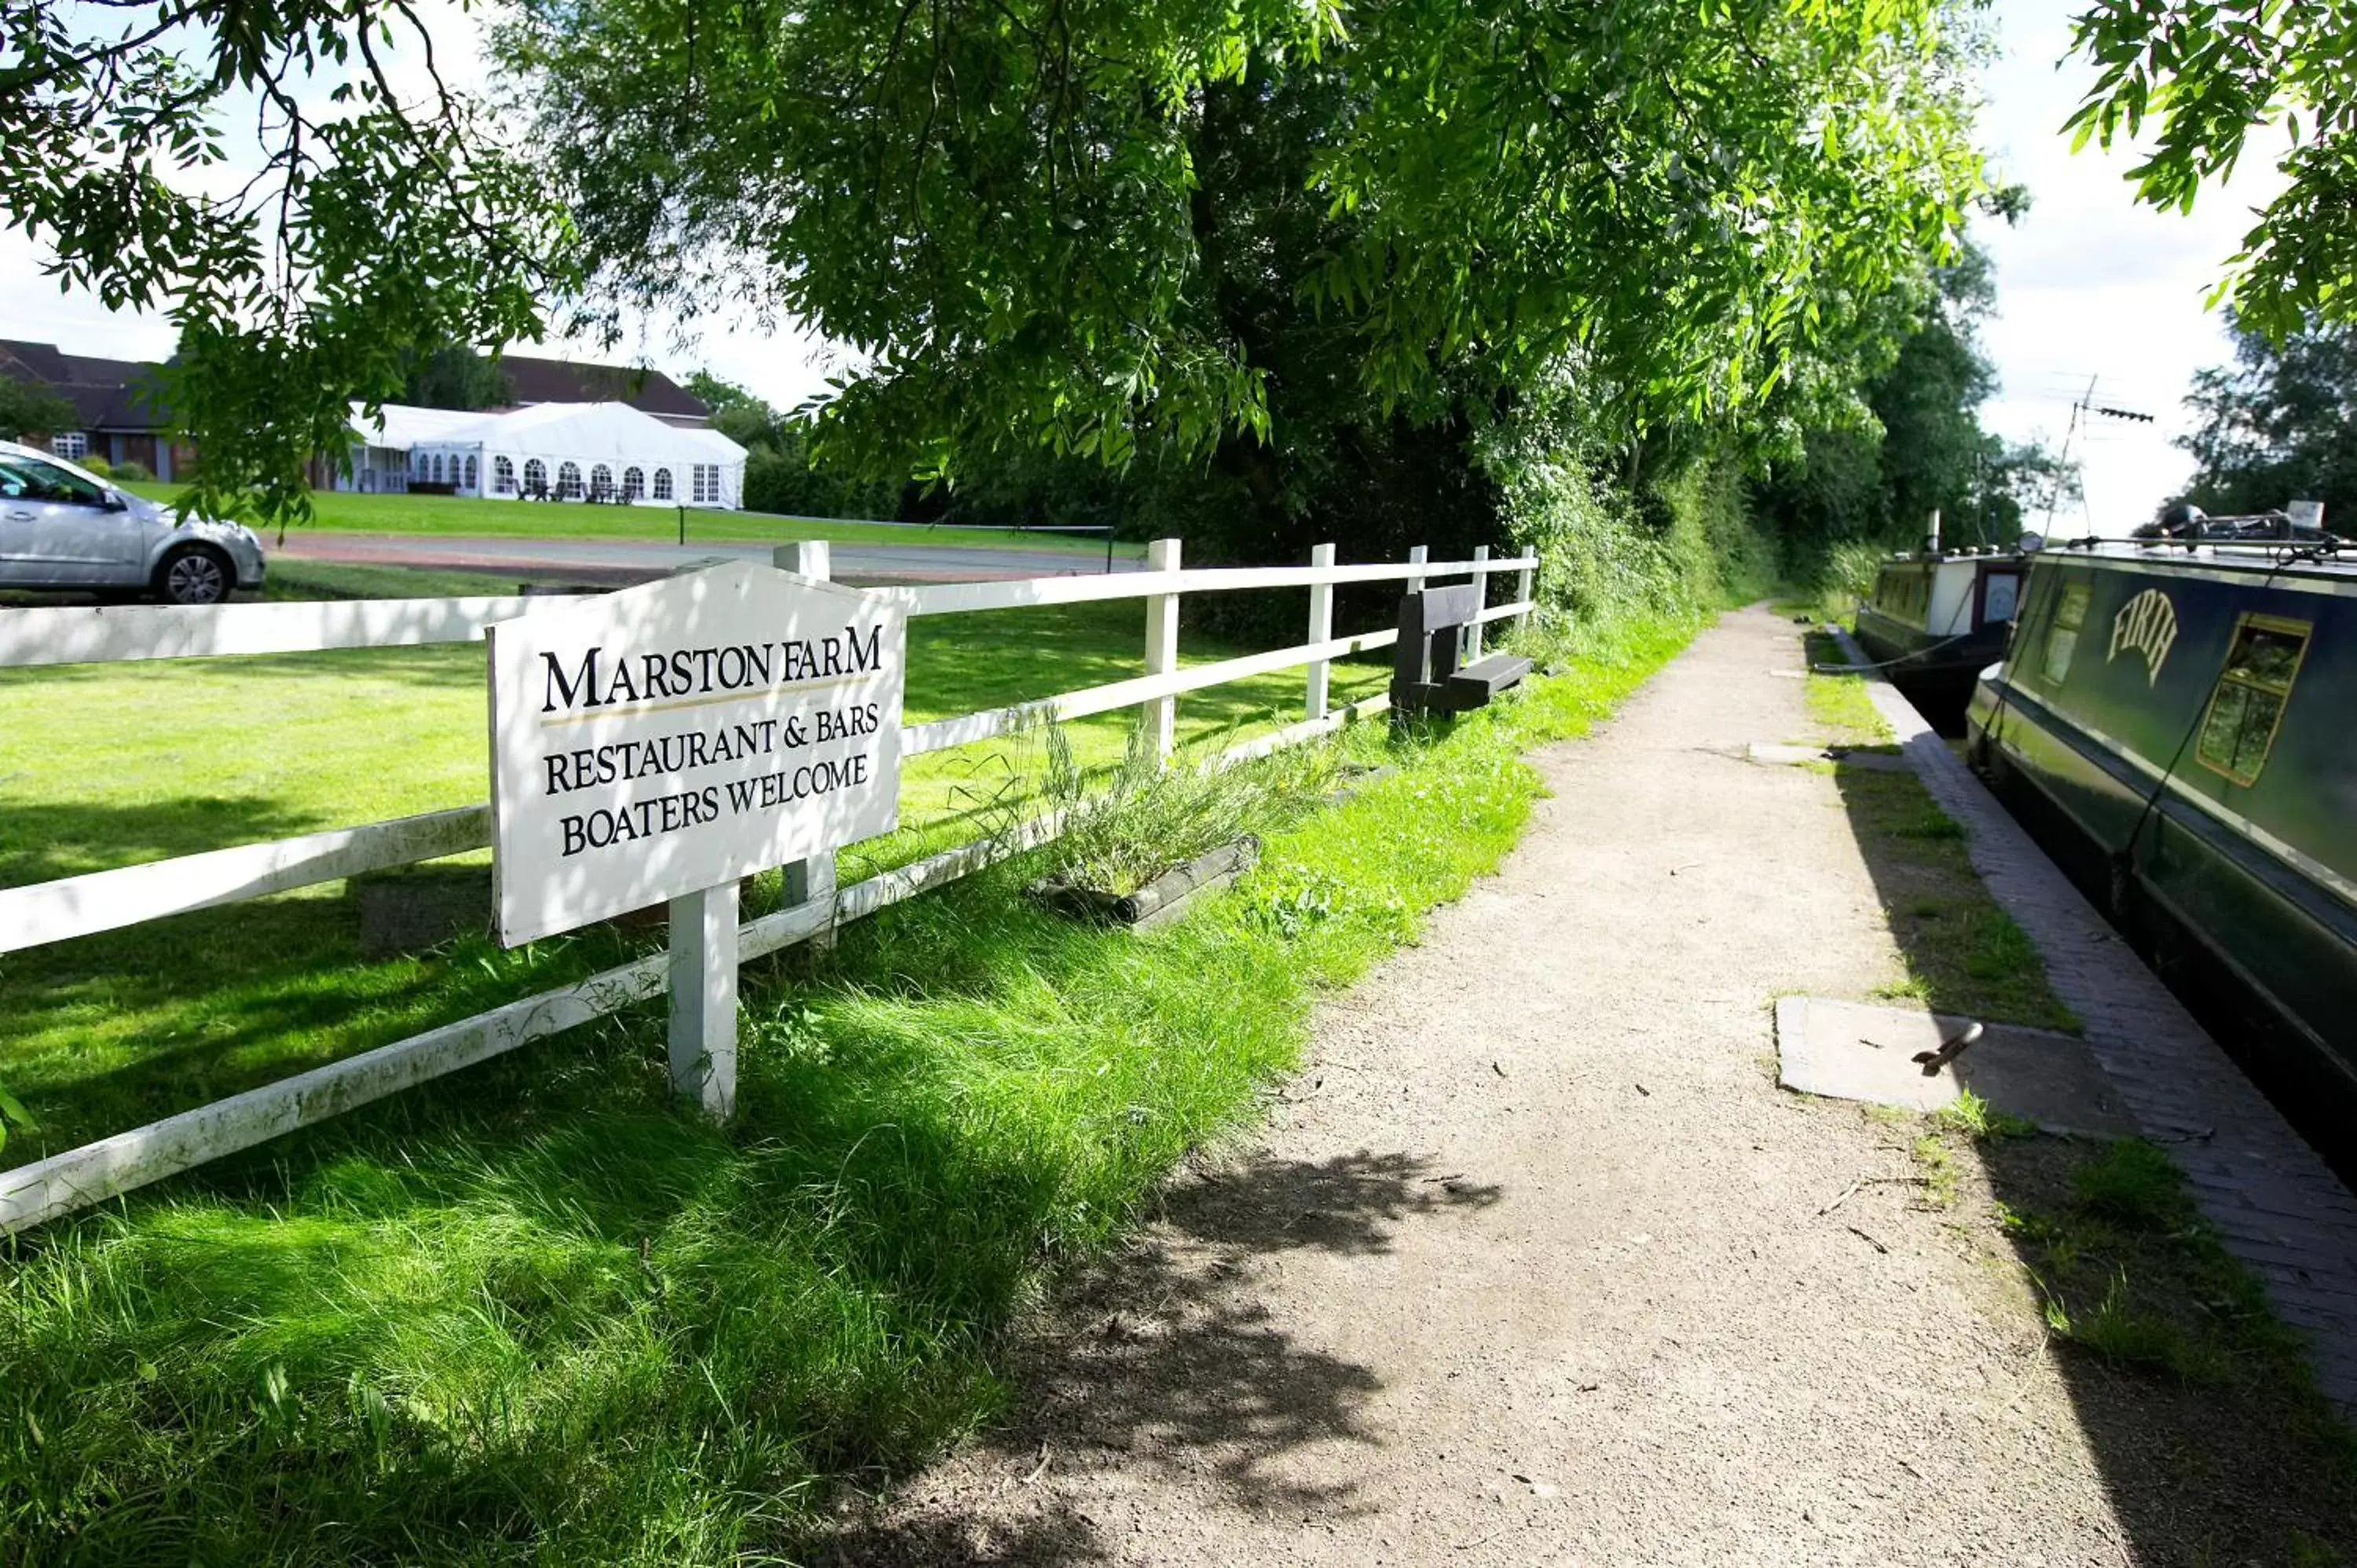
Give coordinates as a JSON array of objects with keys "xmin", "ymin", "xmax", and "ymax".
[{"xmin": 155, "ymin": 546, "xmax": 233, "ymax": 606}]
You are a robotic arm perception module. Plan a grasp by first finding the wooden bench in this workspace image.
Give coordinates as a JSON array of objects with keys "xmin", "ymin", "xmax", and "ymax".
[{"xmin": 1390, "ymin": 583, "xmax": 1532, "ymax": 720}]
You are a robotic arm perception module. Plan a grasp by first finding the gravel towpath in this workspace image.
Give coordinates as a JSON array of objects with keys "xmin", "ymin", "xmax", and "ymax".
[{"xmin": 822, "ymin": 607, "xmax": 2166, "ymax": 1566}]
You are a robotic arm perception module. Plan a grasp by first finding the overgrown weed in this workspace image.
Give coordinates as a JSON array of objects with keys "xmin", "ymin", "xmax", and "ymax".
[
  {"xmin": 1038, "ymin": 720, "xmax": 1339, "ymax": 896},
  {"xmin": 2003, "ymin": 1140, "xmax": 2337, "ymax": 1425}
]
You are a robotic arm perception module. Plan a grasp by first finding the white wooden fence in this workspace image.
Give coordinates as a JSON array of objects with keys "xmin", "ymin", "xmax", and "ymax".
[{"xmin": 0, "ymin": 539, "xmax": 1535, "ymax": 1233}]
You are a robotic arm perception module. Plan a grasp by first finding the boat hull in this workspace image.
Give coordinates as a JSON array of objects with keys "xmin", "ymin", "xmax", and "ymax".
[
  {"xmin": 1854, "ymin": 607, "xmax": 2010, "ymax": 723},
  {"xmin": 1966, "ymin": 547, "xmax": 2357, "ymax": 1149}
]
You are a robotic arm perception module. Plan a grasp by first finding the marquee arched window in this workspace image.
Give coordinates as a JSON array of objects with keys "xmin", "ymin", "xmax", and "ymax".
[
  {"xmin": 427, "ymin": 452, "xmax": 444, "ymax": 484},
  {"xmin": 651, "ymin": 467, "xmax": 673, "ymax": 501},
  {"xmin": 590, "ymin": 463, "xmax": 614, "ymax": 500},
  {"xmin": 464, "ymin": 456, "xmax": 478, "ymax": 491},
  {"xmin": 522, "ymin": 458, "xmax": 547, "ymax": 496},
  {"xmin": 622, "ymin": 466, "xmax": 644, "ymax": 501},
  {"xmin": 493, "ymin": 456, "xmax": 515, "ymax": 494},
  {"xmin": 557, "ymin": 461, "xmax": 583, "ymax": 500}
]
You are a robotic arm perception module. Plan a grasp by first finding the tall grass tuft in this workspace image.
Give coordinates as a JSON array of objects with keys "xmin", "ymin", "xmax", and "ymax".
[{"xmin": 1038, "ymin": 720, "xmax": 1340, "ymax": 896}]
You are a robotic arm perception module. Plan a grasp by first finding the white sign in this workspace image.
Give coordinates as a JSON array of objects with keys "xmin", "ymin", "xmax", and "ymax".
[
  {"xmin": 2289, "ymin": 499, "xmax": 2326, "ymax": 532},
  {"xmin": 486, "ymin": 561, "xmax": 905, "ymax": 947}
]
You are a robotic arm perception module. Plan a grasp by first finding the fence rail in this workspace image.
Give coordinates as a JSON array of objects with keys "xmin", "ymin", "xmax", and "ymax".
[{"xmin": 0, "ymin": 540, "xmax": 1536, "ymax": 1232}]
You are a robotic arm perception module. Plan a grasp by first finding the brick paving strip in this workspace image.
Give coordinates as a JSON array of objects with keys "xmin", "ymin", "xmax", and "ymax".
[{"xmin": 1838, "ymin": 629, "xmax": 2357, "ymax": 1406}]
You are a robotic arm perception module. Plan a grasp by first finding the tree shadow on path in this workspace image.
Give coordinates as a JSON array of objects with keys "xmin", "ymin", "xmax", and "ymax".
[{"xmin": 807, "ymin": 1149, "xmax": 1501, "ymax": 1566}]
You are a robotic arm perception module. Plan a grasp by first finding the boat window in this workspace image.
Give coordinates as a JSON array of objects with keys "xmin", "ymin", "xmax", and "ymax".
[
  {"xmin": 2195, "ymin": 614, "xmax": 2311, "ymax": 787},
  {"xmin": 2041, "ymin": 580, "xmax": 2089, "ymax": 683},
  {"xmin": 1983, "ymin": 571, "xmax": 2020, "ymax": 625}
]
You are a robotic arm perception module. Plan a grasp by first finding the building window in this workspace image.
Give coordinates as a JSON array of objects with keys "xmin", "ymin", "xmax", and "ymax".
[
  {"xmin": 50, "ymin": 432, "xmax": 88, "ymax": 460},
  {"xmin": 493, "ymin": 456, "xmax": 516, "ymax": 494},
  {"xmin": 2195, "ymin": 614, "xmax": 2311, "ymax": 787},
  {"xmin": 652, "ymin": 467, "xmax": 673, "ymax": 501},
  {"xmin": 622, "ymin": 466, "xmax": 644, "ymax": 501},
  {"xmin": 591, "ymin": 463, "xmax": 614, "ymax": 500},
  {"xmin": 464, "ymin": 455, "xmax": 478, "ymax": 491},
  {"xmin": 692, "ymin": 463, "xmax": 724, "ymax": 504},
  {"xmin": 523, "ymin": 458, "xmax": 547, "ymax": 496},
  {"xmin": 2041, "ymin": 579, "xmax": 2089, "ymax": 686},
  {"xmin": 557, "ymin": 461, "xmax": 583, "ymax": 500}
]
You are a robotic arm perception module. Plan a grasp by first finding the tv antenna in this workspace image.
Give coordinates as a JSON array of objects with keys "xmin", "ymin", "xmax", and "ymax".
[{"xmin": 2041, "ymin": 378, "xmax": 2159, "ymax": 535}]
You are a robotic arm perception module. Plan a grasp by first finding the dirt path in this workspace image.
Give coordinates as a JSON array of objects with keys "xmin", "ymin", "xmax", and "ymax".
[{"xmin": 817, "ymin": 608, "xmax": 2197, "ymax": 1565}]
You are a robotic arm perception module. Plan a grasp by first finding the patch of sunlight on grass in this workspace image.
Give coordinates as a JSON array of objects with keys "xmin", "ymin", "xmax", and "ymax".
[{"xmin": 122, "ymin": 482, "xmax": 1138, "ymax": 557}]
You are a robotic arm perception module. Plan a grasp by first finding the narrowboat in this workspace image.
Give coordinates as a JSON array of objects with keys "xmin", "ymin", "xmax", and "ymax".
[
  {"xmin": 1966, "ymin": 539, "xmax": 2357, "ymax": 1135},
  {"xmin": 1853, "ymin": 545, "xmax": 2028, "ymax": 725}
]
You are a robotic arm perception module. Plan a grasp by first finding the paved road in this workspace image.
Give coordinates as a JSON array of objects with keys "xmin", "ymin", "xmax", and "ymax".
[{"xmin": 277, "ymin": 531, "xmax": 1142, "ymax": 586}]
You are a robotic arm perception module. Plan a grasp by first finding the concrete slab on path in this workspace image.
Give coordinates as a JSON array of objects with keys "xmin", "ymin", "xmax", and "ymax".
[{"xmin": 1776, "ymin": 995, "xmax": 2136, "ymax": 1137}]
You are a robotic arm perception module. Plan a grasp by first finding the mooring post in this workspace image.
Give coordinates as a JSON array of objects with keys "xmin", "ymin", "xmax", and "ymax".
[
  {"xmin": 1306, "ymin": 541, "xmax": 1336, "ymax": 722},
  {"xmin": 774, "ymin": 540, "xmax": 839, "ymax": 951},
  {"xmin": 1466, "ymin": 544, "xmax": 1490, "ymax": 661},
  {"xmin": 667, "ymin": 877, "xmax": 740, "ymax": 1119},
  {"xmin": 1145, "ymin": 537, "xmax": 1182, "ymax": 760}
]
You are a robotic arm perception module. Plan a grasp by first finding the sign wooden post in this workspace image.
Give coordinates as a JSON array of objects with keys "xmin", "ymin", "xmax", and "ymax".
[
  {"xmin": 668, "ymin": 877, "xmax": 739, "ymax": 1117},
  {"xmin": 485, "ymin": 559, "xmax": 905, "ymax": 1119}
]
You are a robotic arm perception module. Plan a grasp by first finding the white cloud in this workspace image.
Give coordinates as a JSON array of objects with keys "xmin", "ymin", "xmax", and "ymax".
[{"xmin": 1973, "ymin": 0, "xmax": 2287, "ymax": 533}]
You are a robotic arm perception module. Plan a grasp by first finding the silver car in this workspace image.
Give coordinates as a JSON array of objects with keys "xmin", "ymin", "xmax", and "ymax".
[{"xmin": 0, "ymin": 439, "xmax": 266, "ymax": 605}]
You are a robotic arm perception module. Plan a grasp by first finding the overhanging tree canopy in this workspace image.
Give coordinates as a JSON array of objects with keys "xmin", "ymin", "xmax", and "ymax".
[
  {"xmin": 506, "ymin": 0, "xmax": 1990, "ymax": 484},
  {"xmin": 1, "ymin": 0, "xmax": 574, "ymax": 524},
  {"xmin": 2068, "ymin": 0, "xmax": 2357, "ymax": 340}
]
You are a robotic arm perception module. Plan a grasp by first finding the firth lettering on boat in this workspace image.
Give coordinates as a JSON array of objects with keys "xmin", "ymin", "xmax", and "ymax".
[{"xmin": 540, "ymin": 626, "xmax": 886, "ymax": 716}]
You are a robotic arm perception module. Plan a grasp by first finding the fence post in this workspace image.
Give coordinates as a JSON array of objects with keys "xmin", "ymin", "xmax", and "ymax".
[
  {"xmin": 774, "ymin": 541, "xmax": 838, "ymax": 951},
  {"xmin": 1144, "ymin": 537, "xmax": 1182, "ymax": 760},
  {"xmin": 1467, "ymin": 544, "xmax": 1490, "ymax": 661},
  {"xmin": 668, "ymin": 878, "xmax": 740, "ymax": 1120},
  {"xmin": 1406, "ymin": 544, "xmax": 1428, "ymax": 596},
  {"xmin": 1516, "ymin": 555, "xmax": 1536, "ymax": 626},
  {"xmin": 1306, "ymin": 542, "xmax": 1335, "ymax": 721}
]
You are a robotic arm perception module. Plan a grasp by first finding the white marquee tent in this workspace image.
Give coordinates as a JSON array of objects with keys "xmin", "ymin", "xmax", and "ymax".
[{"xmin": 343, "ymin": 401, "xmax": 749, "ymax": 509}]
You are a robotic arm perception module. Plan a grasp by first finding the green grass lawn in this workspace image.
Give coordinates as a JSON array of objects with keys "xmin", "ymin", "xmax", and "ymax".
[
  {"xmin": 123, "ymin": 482, "xmax": 1143, "ymax": 559},
  {"xmin": 0, "ymin": 596, "xmax": 1705, "ymax": 1566},
  {"xmin": 0, "ymin": 595, "xmax": 1387, "ymax": 1160}
]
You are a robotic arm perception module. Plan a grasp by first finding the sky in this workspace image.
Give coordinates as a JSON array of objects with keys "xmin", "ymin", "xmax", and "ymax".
[
  {"xmin": 1970, "ymin": 0, "xmax": 2286, "ymax": 534},
  {"xmin": 0, "ymin": 2, "xmax": 2296, "ymax": 528}
]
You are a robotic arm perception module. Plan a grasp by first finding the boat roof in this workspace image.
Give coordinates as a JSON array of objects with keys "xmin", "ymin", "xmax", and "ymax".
[{"xmin": 2040, "ymin": 538, "xmax": 2357, "ymax": 592}]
